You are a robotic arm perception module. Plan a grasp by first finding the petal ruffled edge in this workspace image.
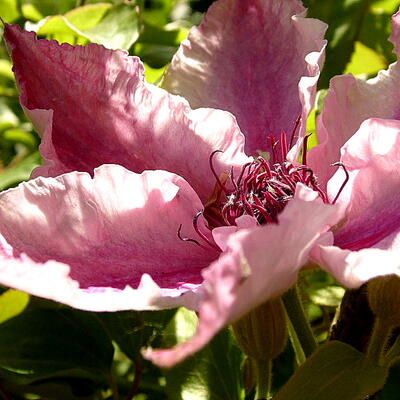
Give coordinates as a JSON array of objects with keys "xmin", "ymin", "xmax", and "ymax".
[
  {"xmin": 0, "ymin": 235, "xmax": 200, "ymax": 312},
  {"xmin": 0, "ymin": 164, "xmax": 221, "ymax": 306},
  {"xmin": 311, "ymin": 241, "xmax": 400, "ymax": 289},
  {"xmin": 162, "ymin": 0, "xmax": 327, "ymax": 157},
  {"xmin": 4, "ymin": 23, "xmax": 251, "ymax": 203},
  {"xmin": 327, "ymin": 118, "xmax": 400, "ymax": 250}
]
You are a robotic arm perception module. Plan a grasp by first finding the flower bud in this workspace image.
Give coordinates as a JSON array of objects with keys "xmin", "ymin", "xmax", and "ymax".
[
  {"xmin": 368, "ymin": 275, "xmax": 400, "ymax": 325},
  {"xmin": 232, "ymin": 297, "xmax": 288, "ymax": 360}
]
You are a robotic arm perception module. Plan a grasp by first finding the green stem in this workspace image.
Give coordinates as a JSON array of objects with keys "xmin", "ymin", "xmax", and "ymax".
[
  {"xmin": 367, "ymin": 317, "xmax": 393, "ymax": 366},
  {"xmin": 286, "ymin": 314, "xmax": 306, "ymax": 365},
  {"xmin": 254, "ymin": 358, "xmax": 272, "ymax": 400},
  {"xmin": 282, "ymin": 286, "xmax": 317, "ymax": 360}
]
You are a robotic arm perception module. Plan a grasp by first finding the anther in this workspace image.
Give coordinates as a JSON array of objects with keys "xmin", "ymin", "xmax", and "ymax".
[{"xmin": 331, "ymin": 162, "xmax": 350, "ymax": 204}]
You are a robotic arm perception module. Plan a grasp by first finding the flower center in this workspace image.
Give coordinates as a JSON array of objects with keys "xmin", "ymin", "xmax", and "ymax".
[
  {"xmin": 219, "ymin": 156, "xmax": 327, "ymax": 226},
  {"xmin": 204, "ymin": 134, "xmax": 348, "ymax": 229},
  {"xmin": 178, "ymin": 132, "xmax": 348, "ymax": 250}
]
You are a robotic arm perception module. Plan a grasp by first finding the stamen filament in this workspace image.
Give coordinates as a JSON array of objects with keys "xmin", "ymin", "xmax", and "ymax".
[{"xmin": 331, "ymin": 162, "xmax": 350, "ymax": 204}]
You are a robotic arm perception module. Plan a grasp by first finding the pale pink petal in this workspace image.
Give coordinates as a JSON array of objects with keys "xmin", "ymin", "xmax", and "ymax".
[
  {"xmin": 0, "ymin": 164, "xmax": 219, "ymax": 309},
  {"xmin": 0, "ymin": 238, "xmax": 200, "ymax": 311},
  {"xmin": 4, "ymin": 24, "xmax": 250, "ymax": 202},
  {"xmin": 161, "ymin": 0, "xmax": 327, "ymax": 156},
  {"xmin": 212, "ymin": 215, "xmax": 258, "ymax": 251},
  {"xmin": 308, "ymin": 11, "xmax": 400, "ymax": 187},
  {"xmin": 327, "ymin": 118, "xmax": 400, "ymax": 250},
  {"xmin": 145, "ymin": 184, "xmax": 342, "ymax": 367},
  {"xmin": 311, "ymin": 244, "xmax": 400, "ymax": 289}
]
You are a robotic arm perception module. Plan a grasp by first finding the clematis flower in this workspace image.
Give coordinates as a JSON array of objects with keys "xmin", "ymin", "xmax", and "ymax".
[{"xmin": 1, "ymin": 0, "xmax": 399, "ymax": 368}]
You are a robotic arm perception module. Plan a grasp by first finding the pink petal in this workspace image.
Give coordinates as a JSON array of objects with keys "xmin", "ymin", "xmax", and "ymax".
[
  {"xmin": 145, "ymin": 184, "xmax": 342, "ymax": 367},
  {"xmin": 0, "ymin": 243, "xmax": 200, "ymax": 311},
  {"xmin": 161, "ymin": 0, "xmax": 327, "ymax": 156},
  {"xmin": 308, "ymin": 11, "xmax": 400, "ymax": 187},
  {"xmin": 328, "ymin": 118, "xmax": 400, "ymax": 250},
  {"xmin": 311, "ymin": 243, "xmax": 400, "ymax": 289},
  {"xmin": 4, "ymin": 24, "xmax": 250, "ymax": 202},
  {"xmin": 0, "ymin": 164, "xmax": 219, "ymax": 310}
]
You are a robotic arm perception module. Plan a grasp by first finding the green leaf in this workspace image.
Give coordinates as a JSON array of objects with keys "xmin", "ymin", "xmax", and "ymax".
[
  {"xmin": 3, "ymin": 128, "xmax": 37, "ymax": 148},
  {"xmin": 164, "ymin": 308, "xmax": 243, "ymax": 400},
  {"xmin": 28, "ymin": 4, "xmax": 112, "ymax": 45},
  {"xmin": 135, "ymin": 43, "xmax": 178, "ymax": 68},
  {"xmin": 305, "ymin": 0, "xmax": 371, "ymax": 88},
  {"xmin": 0, "ymin": 100, "xmax": 19, "ymax": 131},
  {"xmin": 81, "ymin": 3, "xmax": 141, "ymax": 50},
  {"xmin": 0, "ymin": 309, "xmax": 114, "ymax": 384},
  {"xmin": 21, "ymin": 0, "xmax": 76, "ymax": 16},
  {"xmin": 0, "ymin": 60, "xmax": 14, "ymax": 81},
  {"xmin": 0, "ymin": 151, "xmax": 41, "ymax": 190},
  {"xmin": 309, "ymin": 286, "xmax": 345, "ymax": 307},
  {"xmin": 144, "ymin": 63, "xmax": 166, "ymax": 84},
  {"xmin": 345, "ymin": 41, "xmax": 387, "ymax": 76},
  {"xmin": 98, "ymin": 309, "xmax": 176, "ymax": 361},
  {"xmin": 359, "ymin": 11, "xmax": 396, "ymax": 66},
  {"xmin": 372, "ymin": 0, "xmax": 400, "ymax": 13},
  {"xmin": 274, "ymin": 341, "xmax": 389, "ymax": 400},
  {"xmin": 31, "ymin": 3, "xmax": 140, "ymax": 50},
  {"xmin": 0, "ymin": 0, "xmax": 20, "ymax": 23},
  {"xmin": 0, "ymin": 290, "xmax": 29, "ymax": 324}
]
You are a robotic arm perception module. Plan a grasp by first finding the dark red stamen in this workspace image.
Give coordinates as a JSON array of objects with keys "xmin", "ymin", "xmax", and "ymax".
[
  {"xmin": 215, "ymin": 136, "xmax": 332, "ymax": 225},
  {"xmin": 289, "ymin": 115, "xmax": 301, "ymax": 150},
  {"xmin": 209, "ymin": 150, "xmax": 228, "ymax": 194},
  {"xmin": 331, "ymin": 162, "xmax": 350, "ymax": 204},
  {"xmin": 177, "ymin": 224, "xmax": 210, "ymax": 251},
  {"xmin": 302, "ymin": 133, "xmax": 312, "ymax": 165},
  {"xmin": 192, "ymin": 211, "xmax": 221, "ymax": 251},
  {"xmin": 181, "ymin": 122, "xmax": 350, "ymax": 248}
]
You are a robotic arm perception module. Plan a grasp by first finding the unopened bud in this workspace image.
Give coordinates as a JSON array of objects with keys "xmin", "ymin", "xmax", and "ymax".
[
  {"xmin": 368, "ymin": 275, "xmax": 400, "ymax": 325},
  {"xmin": 232, "ymin": 297, "xmax": 288, "ymax": 360}
]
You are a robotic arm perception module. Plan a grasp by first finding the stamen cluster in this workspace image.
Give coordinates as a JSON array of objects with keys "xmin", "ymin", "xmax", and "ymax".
[{"xmin": 221, "ymin": 157, "xmax": 328, "ymax": 226}]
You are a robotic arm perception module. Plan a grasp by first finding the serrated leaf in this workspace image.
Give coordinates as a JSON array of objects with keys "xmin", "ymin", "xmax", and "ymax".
[
  {"xmin": 164, "ymin": 309, "xmax": 243, "ymax": 400},
  {"xmin": 274, "ymin": 341, "xmax": 389, "ymax": 400},
  {"xmin": 0, "ymin": 309, "xmax": 114, "ymax": 384},
  {"xmin": 0, "ymin": 290, "xmax": 29, "ymax": 324}
]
